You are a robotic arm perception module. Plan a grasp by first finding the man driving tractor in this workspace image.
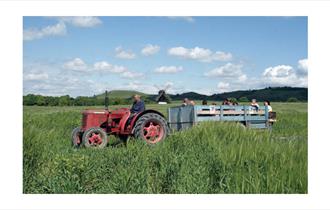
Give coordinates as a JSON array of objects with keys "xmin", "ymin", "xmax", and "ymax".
[
  {"xmin": 126, "ymin": 94, "xmax": 146, "ymax": 128},
  {"xmin": 130, "ymin": 94, "xmax": 145, "ymax": 113}
]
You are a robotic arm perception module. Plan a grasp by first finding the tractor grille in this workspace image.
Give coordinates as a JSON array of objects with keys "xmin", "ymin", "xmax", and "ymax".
[{"xmin": 82, "ymin": 114, "xmax": 88, "ymax": 128}]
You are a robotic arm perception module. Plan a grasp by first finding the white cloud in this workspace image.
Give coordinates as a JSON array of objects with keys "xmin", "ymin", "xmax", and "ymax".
[
  {"xmin": 23, "ymin": 61, "xmax": 110, "ymax": 97},
  {"xmin": 23, "ymin": 60, "xmax": 145, "ymax": 97},
  {"xmin": 62, "ymin": 58, "xmax": 144, "ymax": 79},
  {"xmin": 164, "ymin": 81, "xmax": 174, "ymax": 88},
  {"xmin": 93, "ymin": 61, "xmax": 127, "ymax": 73},
  {"xmin": 123, "ymin": 81, "xmax": 182, "ymax": 95},
  {"xmin": 263, "ymin": 65, "xmax": 293, "ymax": 78},
  {"xmin": 217, "ymin": 82, "xmax": 230, "ymax": 93},
  {"xmin": 23, "ymin": 62, "xmax": 86, "ymax": 96},
  {"xmin": 57, "ymin": 16, "xmax": 102, "ymax": 27},
  {"xmin": 122, "ymin": 81, "xmax": 157, "ymax": 94},
  {"xmin": 262, "ymin": 64, "xmax": 307, "ymax": 87},
  {"xmin": 115, "ymin": 47, "xmax": 136, "ymax": 59},
  {"xmin": 120, "ymin": 71, "xmax": 144, "ymax": 79},
  {"xmin": 204, "ymin": 63, "xmax": 246, "ymax": 81},
  {"xmin": 125, "ymin": 81, "xmax": 144, "ymax": 90},
  {"xmin": 205, "ymin": 63, "xmax": 250, "ymax": 93},
  {"xmin": 141, "ymin": 44, "xmax": 160, "ymax": 56},
  {"xmin": 25, "ymin": 76, "xmax": 109, "ymax": 97},
  {"xmin": 154, "ymin": 66, "xmax": 183, "ymax": 74},
  {"xmin": 212, "ymin": 51, "xmax": 233, "ymax": 61},
  {"xmin": 93, "ymin": 61, "xmax": 143, "ymax": 79},
  {"xmin": 167, "ymin": 16, "xmax": 195, "ymax": 23},
  {"xmin": 216, "ymin": 80, "xmax": 252, "ymax": 94},
  {"xmin": 212, "ymin": 60, "xmax": 308, "ymax": 94},
  {"xmin": 297, "ymin": 58, "xmax": 308, "ymax": 75},
  {"xmin": 24, "ymin": 72, "xmax": 49, "ymax": 81},
  {"xmin": 168, "ymin": 46, "xmax": 232, "ymax": 62},
  {"xmin": 168, "ymin": 47, "xmax": 211, "ymax": 61},
  {"xmin": 24, "ymin": 17, "xmax": 101, "ymax": 41},
  {"xmin": 63, "ymin": 58, "xmax": 88, "ymax": 72},
  {"xmin": 23, "ymin": 22, "xmax": 66, "ymax": 41}
]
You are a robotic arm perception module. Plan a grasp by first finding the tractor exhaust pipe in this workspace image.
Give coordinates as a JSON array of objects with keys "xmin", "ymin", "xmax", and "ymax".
[{"xmin": 105, "ymin": 90, "xmax": 109, "ymax": 111}]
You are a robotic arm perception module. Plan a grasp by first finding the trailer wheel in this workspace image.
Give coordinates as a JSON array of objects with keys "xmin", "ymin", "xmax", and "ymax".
[
  {"xmin": 133, "ymin": 113, "xmax": 169, "ymax": 144},
  {"xmin": 82, "ymin": 127, "xmax": 108, "ymax": 148},
  {"xmin": 71, "ymin": 127, "xmax": 82, "ymax": 148}
]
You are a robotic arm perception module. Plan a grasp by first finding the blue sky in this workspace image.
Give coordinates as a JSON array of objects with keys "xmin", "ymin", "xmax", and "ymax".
[{"xmin": 23, "ymin": 16, "xmax": 308, "ymax": 96}]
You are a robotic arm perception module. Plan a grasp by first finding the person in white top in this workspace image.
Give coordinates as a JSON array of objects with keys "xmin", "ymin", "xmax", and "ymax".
[
  {"xmin": 182, "ymin": 98, "xmax": 195, "ymax": 106},
  {"xmin": 250, "ymin": 99, "xmax": 260, "ymax": 111},
  {"xmin": 264, "ymin": 100, "xmax": 273, "ymax": 112}
]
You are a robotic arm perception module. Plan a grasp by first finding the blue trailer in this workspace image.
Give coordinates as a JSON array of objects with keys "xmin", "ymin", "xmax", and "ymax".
[{"xmin": 167, "ymin": 105, "xmax": 276, "ymax": 131}]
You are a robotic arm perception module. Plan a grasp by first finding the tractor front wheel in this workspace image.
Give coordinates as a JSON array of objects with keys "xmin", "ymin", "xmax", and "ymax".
[
  {"xmin": 82, "ymin": 127, "xmax": 108, "ymax": 148},
  {"xmin": 71, "ymin": 127, "xmax": 82, "ymax": 148},
  {"xmin": 133, "ymin": 113, "xmax": 169, "ymax": 144}
]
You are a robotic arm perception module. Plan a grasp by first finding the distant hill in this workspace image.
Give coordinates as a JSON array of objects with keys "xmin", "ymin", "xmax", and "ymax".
[
  {"xmin": 96, "ymin": 90, "xmax": 147, "ymax": 99},
  {"xmin": 163, "ymin": 87, "xmax": 307, "ymax": 102},
  {"xmin": 97, "ymin": 87, "xmax": 307, "ymax": 102},
  {"xmin": 211, "ymin": 87, "xmax": 307, "ymax": 102}
]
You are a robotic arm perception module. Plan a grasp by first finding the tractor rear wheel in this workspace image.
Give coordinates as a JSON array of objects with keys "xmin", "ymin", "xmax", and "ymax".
[
  {"xmin": 82, "ymin": 127, "xmax": 108, "ymax": 148},
  {"xmin": 71, "ymin": 127, "xmax": 82, "ymax": 148},
  {"xmin": 133, "ymin": 113, "xmax": 169, "ymax": 144}
]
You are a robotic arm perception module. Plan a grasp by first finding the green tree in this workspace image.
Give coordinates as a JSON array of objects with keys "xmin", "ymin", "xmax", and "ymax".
[
  {"xmin": 58, "ymin": 95, "xmax": 70, "ymax": 106},
  {"xmin": 287, "ymin": 97, "xmax": 299, "ymax": 102},
  {"xmin": 35, "ymin": 95, "xmax": 46, "ymax": 106},
  {"xmin": 23, "ymin": 94, "xmax": 37, "ymax": 105},
  {"xmin": 228, "ymin": 97, "xmax": 238, "ymax": 104},
  {"xmin": 239, "ymin": 97, "xmax": 249, "ymax": 102}
]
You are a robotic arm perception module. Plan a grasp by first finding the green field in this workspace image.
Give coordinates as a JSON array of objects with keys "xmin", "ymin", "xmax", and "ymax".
[{"xmin": 23, "ymin": 102, "xmax": 307, "ymax": 193}]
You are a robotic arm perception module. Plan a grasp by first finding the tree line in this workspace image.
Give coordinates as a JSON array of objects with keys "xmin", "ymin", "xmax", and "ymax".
[
  {"xmin": 23, "ymin": 94, "xmax": 129, "ymax": 106},
  {"xmin": 23, "ymin": 94, "xmax": 155, "ymax": 106}
]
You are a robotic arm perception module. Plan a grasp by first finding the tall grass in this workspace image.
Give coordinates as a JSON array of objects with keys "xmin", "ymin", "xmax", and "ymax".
[{"xmin": 23, "ymin": 103, "xmax": 307, "ymax": 193}]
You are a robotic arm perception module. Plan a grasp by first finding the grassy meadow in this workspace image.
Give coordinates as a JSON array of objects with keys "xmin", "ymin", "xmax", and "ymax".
[{"xmin": 23, "ymin": 102, "xmax": 307, "ymax": 193}]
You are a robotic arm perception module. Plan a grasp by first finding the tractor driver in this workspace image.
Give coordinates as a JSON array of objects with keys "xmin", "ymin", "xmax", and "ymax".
[
  {"xmin": 125, "ymin": 94, "xmax": 145, "ymax": 130},
  {"xmin": 130, "ymin": 94, "xmax": 145, "ymax": 114}
]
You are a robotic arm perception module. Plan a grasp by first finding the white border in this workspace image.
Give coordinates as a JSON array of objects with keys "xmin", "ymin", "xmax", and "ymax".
[{"xmin": 1, "ymin": 0, "xmax": 330, "ymax": 209}]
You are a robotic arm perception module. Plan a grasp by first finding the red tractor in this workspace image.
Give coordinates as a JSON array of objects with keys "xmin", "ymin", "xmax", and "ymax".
[{"xmin": 71, "ymin": 92, "xmax": 169, "ymax": 148}]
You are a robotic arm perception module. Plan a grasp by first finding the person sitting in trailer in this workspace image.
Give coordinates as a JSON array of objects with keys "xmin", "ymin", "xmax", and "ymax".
[
  {"xmin": 264, "ymin": 100, "xmax": 273, "ymax": 112},
  {"xmin": 230, "ymin": 99, "xmax": 239, "ymax": 106},
  {"xmin": 264, "ymin": 100, "xmax": 276, "ymax": 122},
  {"xmin": 222, "ymin": 98, "xmax": 230, "ymax": 105},
  {"xmin": 250, "ymin": 99, "xmax": 259, "ymax": 111},
  {"xmin": 182, "ymin": 98, "xmax": 196, "ymax": 106}
]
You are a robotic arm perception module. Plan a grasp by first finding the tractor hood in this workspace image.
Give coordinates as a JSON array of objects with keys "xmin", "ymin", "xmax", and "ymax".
[
  {"xmin": 110, "ymin": 108, "xmax": 130, "ymax": 114},
  {"xmin": 82, "ymin": 109, "xmax": 109, "ymax": 114},
  {"xmin": 81, "ymin": 109, "xmax": 109, "ymax": 131}
]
